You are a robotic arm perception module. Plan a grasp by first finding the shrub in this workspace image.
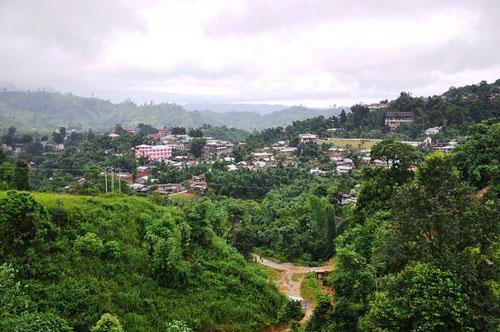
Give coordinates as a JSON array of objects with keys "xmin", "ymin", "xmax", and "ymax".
[
  {"xmin": 74, "ymin": 233, "xmax": 104, "ymax": 256},
  {"xmin": 90, "ymin": 313, "xmax": 123, "ymax": 332}
]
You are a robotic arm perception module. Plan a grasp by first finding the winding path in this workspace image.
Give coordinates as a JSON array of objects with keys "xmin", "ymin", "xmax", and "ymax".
[{"xmin": 253, "ymin": 255, "xmax": 334, "ymax": 325}]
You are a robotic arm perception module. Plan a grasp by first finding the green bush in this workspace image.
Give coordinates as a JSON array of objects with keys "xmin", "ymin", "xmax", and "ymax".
[{"xmin": 74, "ymin": 233, "xmax": 104, "ymax": 256}]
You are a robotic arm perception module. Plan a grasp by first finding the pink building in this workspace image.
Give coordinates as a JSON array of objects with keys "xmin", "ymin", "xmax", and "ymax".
[{"xmin": 135, "ymin": 144, "xmax": 172, "ymax": 161}]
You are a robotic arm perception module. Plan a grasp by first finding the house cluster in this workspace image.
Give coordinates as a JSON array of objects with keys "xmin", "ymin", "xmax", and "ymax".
[
  {"xmin": 130, "ymin": 164, "xmax": 207, "ymax": 196},
  {"xmin": 203, "ymin": 139, "xmax": 234, "ymax": 158},
  {"xmin": 134, "ymin": 129, "xmax": 235, "ymax": 162},
  {"xmin": 328, "ymin": 147, "xmax": 356, "ymax": 174},
  {"xmin": 226, "ymin": 150, "xmax": 278, "ymax": 171}
]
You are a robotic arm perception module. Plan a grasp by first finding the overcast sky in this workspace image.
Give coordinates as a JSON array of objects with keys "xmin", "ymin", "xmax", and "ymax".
[{"xmin": 1, "ymin": 0, "xmax": 499, "ymax": 107}]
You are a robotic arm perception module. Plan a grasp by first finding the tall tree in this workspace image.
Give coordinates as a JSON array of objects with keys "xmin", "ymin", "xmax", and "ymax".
[
  {"xmin": 452, "ymin": 119, "xmax": 500, "ymax": 189},
  {"xmin": 189, "ymin": 138, "xmax": 206, "ymax": 158},
  {"xmin": 13, "ymin": 160, "xmax": 30, "ymax": 190}
]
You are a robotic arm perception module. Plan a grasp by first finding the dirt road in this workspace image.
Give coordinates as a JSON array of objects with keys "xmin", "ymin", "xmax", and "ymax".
[{"xmin": 254, "ymin": 255, "xmax": 334, "ymax": 325}]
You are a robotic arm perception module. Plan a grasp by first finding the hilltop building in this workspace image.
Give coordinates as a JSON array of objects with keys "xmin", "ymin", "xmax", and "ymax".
[{"xmin": 385, "ymin": 112, "xmax": 414, "ymax": 129}]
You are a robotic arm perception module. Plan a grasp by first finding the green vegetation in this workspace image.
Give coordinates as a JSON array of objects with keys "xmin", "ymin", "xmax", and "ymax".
[
  {"xmin": 216, "ymin": 175, "xmax": 343, "ymax": 265},
  {"xmin": 307, "ymin": 120, "xmax": 500, "ymax": 331},
  {"xmin": 300, "ymin": 273, "xmax": 324, "ymax": 306},
  {"xmin": 0, "ymin": 191, "xmax": 292, "ymax": 331},
  {"xmin": 0, "ymin": 81, "xmax": 499, "ymax": 331},
  {"xmin": 0, "ymin": 91, "xmax": 340, "ymax": 131}
]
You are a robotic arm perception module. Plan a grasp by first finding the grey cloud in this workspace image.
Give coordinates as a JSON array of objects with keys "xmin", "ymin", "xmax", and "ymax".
[
  {"xmin": 0, "ymin": 0, "xmax": 498, "ymax": 106},
  {"xmin": 0, "ymin": 0, "xmax": 146, "ymax": 58},
  {"xmin": 204, "ymin": 0, "xmax": 456, "ymax": 36}
]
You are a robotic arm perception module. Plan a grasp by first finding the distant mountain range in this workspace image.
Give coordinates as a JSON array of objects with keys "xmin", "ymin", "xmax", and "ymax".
[
  {"xmin": 183, "ymin": 102, "xmax": 290, "ymax": 114},
  {"xmin": 0, "ymin": 90, "xmax": 344, "ymax": 132}
]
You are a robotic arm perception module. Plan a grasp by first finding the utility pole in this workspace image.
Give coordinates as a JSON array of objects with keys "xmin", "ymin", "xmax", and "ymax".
[
  {"xmin": 105, "ymin": 172, "xmax": 108, "ymax": 194},
  {"xmin": 111, "ymin": 169, "xmax": 114, "ymax": 192},
  {"xmin": 118, "ymin": 171, "xmax": 121, "ymax": 192}
]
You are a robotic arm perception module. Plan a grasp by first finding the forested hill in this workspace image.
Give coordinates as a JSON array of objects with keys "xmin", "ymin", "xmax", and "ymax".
[
  {"xmin": 0, "ymin": 90, "xmax": 341, "ymax": 131},
  {"xmin": 345, "ymin": 79, "xmax": 500, "ymax": 139},
  {"xmin": 0, "ymin": 191, "xmax": 291, "ymax": 331}
]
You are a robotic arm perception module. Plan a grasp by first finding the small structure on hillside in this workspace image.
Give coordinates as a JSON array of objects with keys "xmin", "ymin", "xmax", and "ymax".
[{"xmin": 385, "ymin": 112, "xmax": 414, "ymax": 129}]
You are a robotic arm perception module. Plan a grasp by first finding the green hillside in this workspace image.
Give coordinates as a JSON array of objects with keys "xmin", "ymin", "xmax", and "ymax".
[
  {"xmin": 0, "ymin": 91, "xmax": 341, "ymax": 131},
  {"xmin": 0, "ymin": 191, "xmax": 287, "ymax": 331}
]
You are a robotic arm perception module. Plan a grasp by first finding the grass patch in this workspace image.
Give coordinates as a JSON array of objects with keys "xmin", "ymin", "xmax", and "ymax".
[
  {"xmin": 322, "ymin": 138, "xmax": 381, "ymax": 150},
  {"xmin": 258, "ymin": 265, "xmax": 280, "ymax": 282},
  {"xmin": 300, "ymin": 273, "xmax": 323, "ymax": 306}
]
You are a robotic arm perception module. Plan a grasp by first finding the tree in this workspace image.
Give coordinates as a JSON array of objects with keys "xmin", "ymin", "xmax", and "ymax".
[
  {"xmin": 0, "ymin": 149, "xmax": 6, "ymax": 163},
  {"xmin": 0, "ymin": 191, "xmax": 50, "ymax": 255},
  {"xmin": 0, "ymin": 162, "xmax": 15, "ymax": 190},
  {"xmin": 339, "ymin": 109, "xmax": 347, "ymax": 125},
  {"xmin": 231, "ymin": 144, "xmax": 249, "ymax": 163},
  {"xmin": 359, "ymin": 263, "xmax": 471, "ymax": 332},
  {"xmin": 113, "ymin": 124, "xmax": 127, "ymax": 136},
  {"xmin": 137, "ymin": 123, "xmax": 157, "ymax": 135},
  {"xmin": 370, "ymin": 139, "xmax": 418, "ymax": 171},
  {"xmin": 171, "ymin": 127, "xmax": 186, "ymax": 135},
  {"xmin": 373, "ymin": 152, "xmax": 476, "ymax": 274},
  {"xmin": 452, "ymin": 119, "xmax": 500, "ymax": 189},
  {"xmin": 91, "ymin": 313, "xmax": 124, "ymax": 332},
  {"xmin": 349, "ymin": 104, "xmax": 370, "ymax": 128},
  {"xmin": 2, "ymin": 127, "xmax": 17, "ymax": 146},
  {"xmin": 13, "ymin": 160, "xmax": 30, "ymax": 190},
  {"xmin": 18, "ymin": 134, "xmax": 33, "ymax": 144},
  {"xmin": 24, "ymin": 141, "xmax": 44, "ymax": 156},
  {"xmin": 52, "ymin": 131, "xmax": 64, "ymax": 144},
  {"xmin": 59, "ymin": 127, "xmax": 67, "ymax": 138},
  {"xmin": 297, "ymin": 142, "xmax": 321, "ymax": 158},
  {"xmin": 188, "ymin": 128, "xmax": 203, "ymax": 137},
  {"xmin": 189, "ymin": 138, "xmax": 206, "ymax": 158}
]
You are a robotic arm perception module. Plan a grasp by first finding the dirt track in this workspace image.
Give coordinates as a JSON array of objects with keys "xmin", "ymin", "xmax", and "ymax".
[{"xmin": 254, "ymin": 255, "xmax": 334, "ymax": 326}]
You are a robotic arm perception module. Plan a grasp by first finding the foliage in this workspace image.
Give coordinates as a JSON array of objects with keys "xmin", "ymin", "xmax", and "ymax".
[
  {"xmin": 0, "ymin": 191, "xmax": 286, "ymax": 331},
  {"xmin": 11, "ymin": 312, "xmax": 73, "ymax": 332},
  {"xmin": 0, "ymin": 191, "xmax": 51, "ymax": 256},
  {"xmin": 188, "ymin": 137, "xmax": 206, "ymax": 158},
  {"xmin": 278, "ymin": 300, "xmax": 304, "ymax": 322},
  {"xmin": 310, "ymin": 147, "xmax": 500, "ymax": 330},
  {"xmin": 165, "ymin": 320, "xmax": 193, "ymax": 332},
  {"xmin": 453, "ymin": 119, "xmax": 500, "ymax": 189},
  {"xmin": 90, "ymin": 313, "xmax": 124, "ymax": 332},
  {"xmin": 74, "ymin": 233, "xmax": 104, "ymax": 257},
  {"xmin": 359, "ymin": 263, "xmax": 471, "ymax": 332}
]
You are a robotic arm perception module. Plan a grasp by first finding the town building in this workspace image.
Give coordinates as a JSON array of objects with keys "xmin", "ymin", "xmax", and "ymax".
[
  {"xmin": 367, "ymin": 100, "xmax": 389, "ymax": 111},
  {"xmin": 154, "ymin": 183, "xmax": 186, "ymax": 195},
  {"xmin": 299, "ymin": 133, "xmax": 319, "ymax": 144},
  {"xmin": 424, "ymin": 126, "xmax": 441, "ymax": 135},
  {"xmin": 385, "ymin": 112, "xmax": 414, "ymax": 129},
  {"xmin": 328, "ymin": 147, "xmax": 346, "ymax": 159},
  {"xmin": 135, "ymin": 144, "xmax": 172, "ymax": 161}
]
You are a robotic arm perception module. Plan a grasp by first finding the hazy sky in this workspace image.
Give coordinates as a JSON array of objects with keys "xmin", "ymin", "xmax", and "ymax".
[{"xmin": 1, "ymin": 0, "xmax": 499, "ymax": 107}]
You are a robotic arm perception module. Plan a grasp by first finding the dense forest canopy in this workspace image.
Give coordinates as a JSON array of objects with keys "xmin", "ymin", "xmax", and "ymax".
[{"xmin": 306, "ymin": 119, "xmax": 500, "ymax": 331}]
